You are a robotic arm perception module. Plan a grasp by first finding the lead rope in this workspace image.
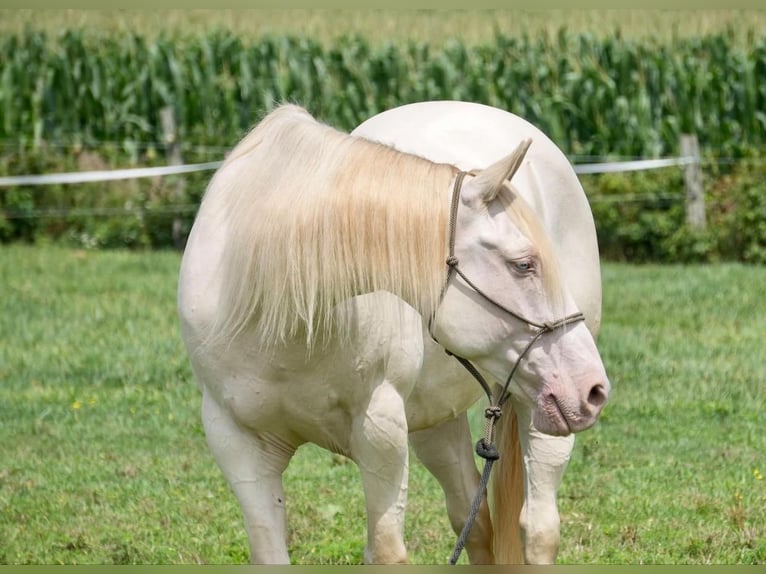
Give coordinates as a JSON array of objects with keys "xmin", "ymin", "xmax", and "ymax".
[
  {"xmin": 439, "ymin": 171, "xmax": 586, "ymax": 564},
  {"xmin": 447, "ymin": 332, "xmax": 540, "ymax": 565},
  {"xmin": 446, "ymin": 316, "xmax": 583, "ymax": 565},
  {"xmin": 449, "ymin": 430, "xmax": 497, "ymax": 565}
]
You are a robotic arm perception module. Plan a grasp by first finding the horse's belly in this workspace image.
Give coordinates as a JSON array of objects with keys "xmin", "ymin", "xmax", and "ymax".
[
  {"xmin": 201, "ymin": 346, "xmax": 482, "ymax": 451},
  {"xmin": 213, "ymin": 369, "xmax": 356, "ymax": 455}
]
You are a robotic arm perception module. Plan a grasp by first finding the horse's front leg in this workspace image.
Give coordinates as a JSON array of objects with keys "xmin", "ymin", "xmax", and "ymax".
[
  {"xmin": 350, "ymin": 381, "xmax": 410, "ymax": 564},
  {"xmin": 409, "ymin": 412, "xmax": 494, "ymax": 564},
  {"xmin": 511, "ymin": 397, "xmax": 575, "ymax": 564}
]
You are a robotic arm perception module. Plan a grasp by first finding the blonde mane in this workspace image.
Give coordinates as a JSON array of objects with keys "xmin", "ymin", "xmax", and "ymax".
[
  {"xmin": 205, "ymin": 104, "xmax": 563, "ymax": 350},
  {"xmin": 207, "ymin": 105, "xmax": 455, "ymax": 348}
]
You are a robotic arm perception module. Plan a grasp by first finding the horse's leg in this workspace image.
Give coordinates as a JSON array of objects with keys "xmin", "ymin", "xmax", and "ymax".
[
  {"xmin": 201, "ymin": 389, "xmax": 296, "ymax": 564},
  {"xmin": 409, "ymin": 412, "xmax": 494, "ymax": 564},
  {"xmin": 511, "ymin": 397, "xmax": 575, "ymax": 564},
  {"xmin": 349, "ymin": 381, "xmax": 410, "ymax": 564}
]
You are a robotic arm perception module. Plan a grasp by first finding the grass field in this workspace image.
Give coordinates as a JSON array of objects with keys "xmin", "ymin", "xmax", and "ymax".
[
  {"xmin": 1, "ymin": 245, "xmax": 764, "ymax": 564},
  {"xmin": 2, "ymin": 9, "xmax": 765, "ymax": 47}
]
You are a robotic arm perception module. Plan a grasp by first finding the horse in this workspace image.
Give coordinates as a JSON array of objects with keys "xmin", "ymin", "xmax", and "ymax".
[{"xmin": 177, "ymin": 101, "xmax": 609, "ymax": 564}]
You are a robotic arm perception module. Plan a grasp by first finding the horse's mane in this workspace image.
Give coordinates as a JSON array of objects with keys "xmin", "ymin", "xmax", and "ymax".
[
  {"xmin": 206, "ymin": 105, "xmax": 455, "ymax": 348},
  {"xmin": 205, "ymin": 104, "xmax": 563, "ymax": 350}
]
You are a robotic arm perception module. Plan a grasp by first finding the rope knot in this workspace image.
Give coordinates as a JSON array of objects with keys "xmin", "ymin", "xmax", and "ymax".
[
  {"xmin": 484, "ymin": 406, "xmax": 502, "ymax": 421},
  {"xmin": 446, "ymin": 255, "xmax": 459, "ymax": 267},
  {"xmin": 475, "ymin": 438, "xmax": 500, "ymax": 460}
]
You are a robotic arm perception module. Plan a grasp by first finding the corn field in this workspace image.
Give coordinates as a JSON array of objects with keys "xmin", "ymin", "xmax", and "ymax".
[
  {"xmin": 1, "ymin": 29, "xmax": 765, "ymax": 158},
  {"xmin": 1, "ymin": 28, "xmax": 766, "ymax": 259}
]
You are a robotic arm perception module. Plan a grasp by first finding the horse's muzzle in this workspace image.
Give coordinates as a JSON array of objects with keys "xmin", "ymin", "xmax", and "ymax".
[{"xmin": 535, "ymin": 378, "xmax": 610, "ymax": 436}]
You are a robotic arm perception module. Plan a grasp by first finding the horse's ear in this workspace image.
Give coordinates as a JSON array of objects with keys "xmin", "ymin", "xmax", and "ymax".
[{"xmin": 462, "ymin": 138, "xmax": 532, "ymax": 205}]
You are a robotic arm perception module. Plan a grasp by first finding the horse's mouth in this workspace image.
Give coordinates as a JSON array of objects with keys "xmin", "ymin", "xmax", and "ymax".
[
  {"xmin": 534, "ymin": 393, "xmax": 572, "ymax": 436},
  {"xmin": 550, "ymin": 395, "xmax": 572, "ymax": 435}
]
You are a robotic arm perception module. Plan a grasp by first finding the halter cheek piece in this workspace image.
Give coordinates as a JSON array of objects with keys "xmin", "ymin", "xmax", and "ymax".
[
  {"xmin": 435, "ymin": 171, "xmax": 586, "ymax": 565},
  {"xmin": 434, "ymin": 170, "xmax": 586, "ymax": 418}
]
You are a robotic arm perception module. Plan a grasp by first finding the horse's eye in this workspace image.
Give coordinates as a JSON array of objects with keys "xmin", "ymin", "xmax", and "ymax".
[{"xmin": 512, "ymin": 259, "xmax": 535, "ymax": 274}]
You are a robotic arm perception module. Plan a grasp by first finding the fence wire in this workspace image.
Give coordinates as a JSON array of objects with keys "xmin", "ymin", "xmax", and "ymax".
[{"xmin": 0, "ymin": 148, "xmax": 712, "ymax": 219}]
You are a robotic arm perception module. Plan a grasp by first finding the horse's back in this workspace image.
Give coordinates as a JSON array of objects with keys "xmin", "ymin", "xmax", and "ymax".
[{"xmin": 352, "ymin": 101, "xmax": 602, "ymax": 334}]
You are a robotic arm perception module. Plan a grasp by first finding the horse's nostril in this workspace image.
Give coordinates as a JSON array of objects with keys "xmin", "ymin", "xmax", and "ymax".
[{"xmin": 588, "ymin": 384, "xmax": 608, "ymax": 408}]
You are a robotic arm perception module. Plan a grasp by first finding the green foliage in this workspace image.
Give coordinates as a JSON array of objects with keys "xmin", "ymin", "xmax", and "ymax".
[
  {"xmin": 708, "ymin": 156, "xmax": 766, "ymax": 264},
  {"xmin": 0, "ymin": 141, "xmax": 207, "ymax": 248},
  {"xmin": 583, "ymin": 152, "xmax": 766, "ymax": 263},
  {"xmin": 584, "ymin": 170, "xmax": 686, "ymax": 262}
]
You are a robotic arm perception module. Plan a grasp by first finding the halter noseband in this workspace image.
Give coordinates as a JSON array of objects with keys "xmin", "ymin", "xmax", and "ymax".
[{"xmin": 434, "ymin": 171, "xmax": 586, "ymax": 435}]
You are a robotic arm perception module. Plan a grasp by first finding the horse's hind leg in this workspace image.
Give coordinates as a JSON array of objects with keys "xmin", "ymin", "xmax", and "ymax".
[
  {"xmin": 201, "ymin": 390, "xmax": 296, "ymax": 564},
  {"xmin": 350, "ymin": 381, "xmax": 410, "ymax": 564},
  {"xmin": 410, "ymin": 412, "xmax": 494, "ymax": 564}
]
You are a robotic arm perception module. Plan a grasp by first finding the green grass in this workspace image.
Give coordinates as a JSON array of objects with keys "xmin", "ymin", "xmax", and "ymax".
[
  {"xmin": 559, "ymin": 264, "xmax": 766, "ymax": 563},
  {"xmin": 1, "ymin": 245, "xmax": 764, "ymax": 564}
]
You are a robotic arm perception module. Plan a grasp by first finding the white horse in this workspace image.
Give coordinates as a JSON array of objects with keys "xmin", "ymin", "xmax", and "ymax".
[{"xmin": 178, "ymin": 102, "xmax": 609, "ymax": 564}]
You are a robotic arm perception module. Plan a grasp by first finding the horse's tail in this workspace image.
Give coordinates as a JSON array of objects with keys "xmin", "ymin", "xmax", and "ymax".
[{"xmin": 490, "ymin": 406, "xmax": 525, "ymax": 564}]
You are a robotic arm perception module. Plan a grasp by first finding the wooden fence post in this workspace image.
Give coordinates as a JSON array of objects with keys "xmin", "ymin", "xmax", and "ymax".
[
  {"xmin": 160, "ymin": 106, "xmax": 186, "ymax": 250},
  {"xmin": 680, "ymin": 134, "xmax": 706, "ymax": 231}
]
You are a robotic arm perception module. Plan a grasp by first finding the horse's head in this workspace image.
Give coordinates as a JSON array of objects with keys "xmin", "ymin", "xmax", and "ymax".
[{"xmin": 431, "ymin": 141, "xmax": 609, "ymax": 436}]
